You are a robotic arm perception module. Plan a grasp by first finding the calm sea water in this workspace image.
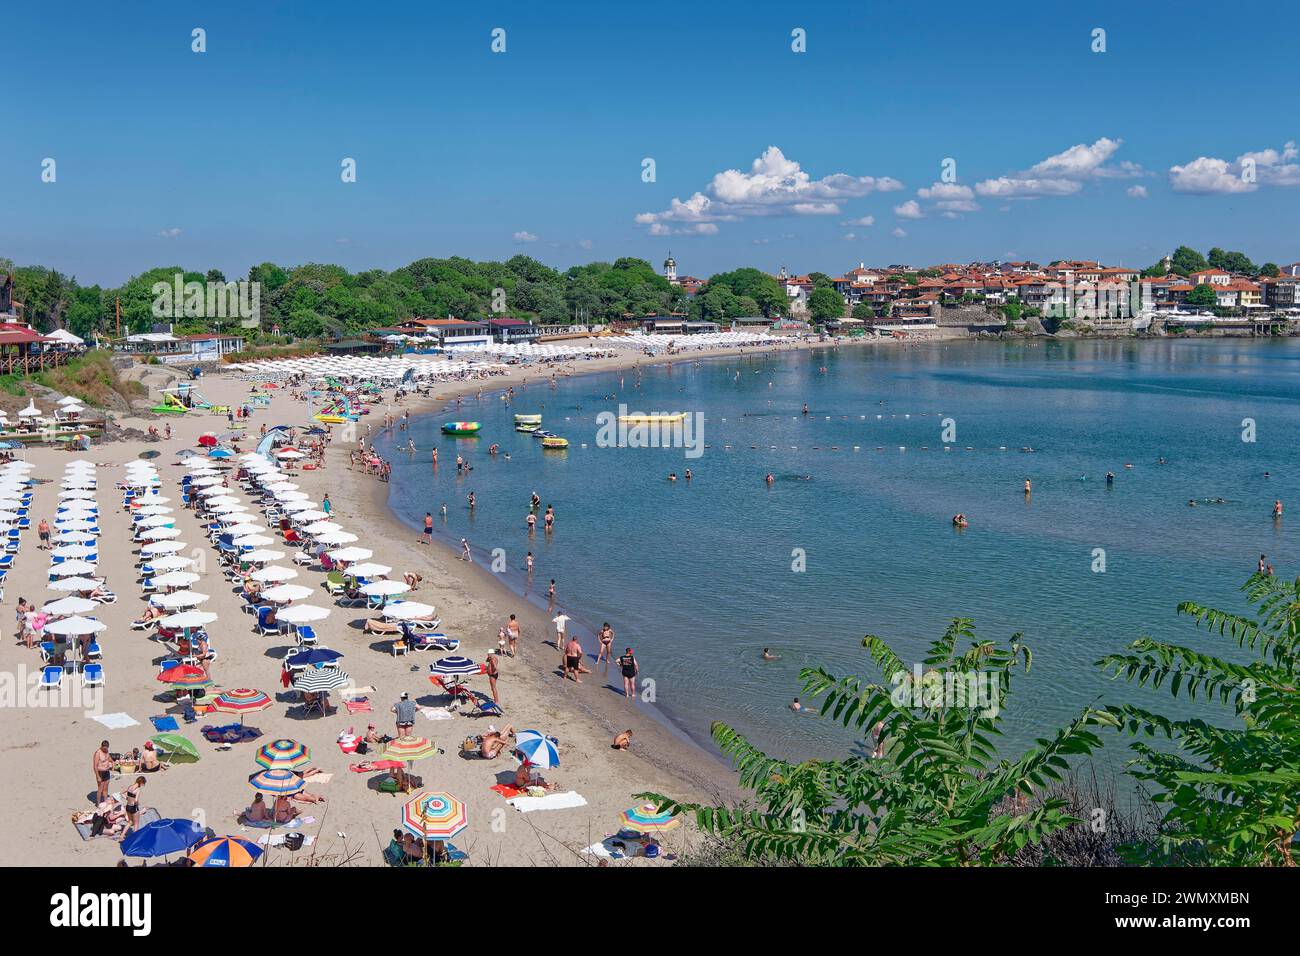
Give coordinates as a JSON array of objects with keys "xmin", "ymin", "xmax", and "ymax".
[{"xmin": 376, "ymin": 339, "xmax": 1299, "ymax": 777}]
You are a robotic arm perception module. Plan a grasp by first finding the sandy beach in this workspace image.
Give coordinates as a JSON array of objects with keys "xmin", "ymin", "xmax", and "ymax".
[{"xmin": 0, "ymin": 343, "xmax": 830, "ymax": 867}]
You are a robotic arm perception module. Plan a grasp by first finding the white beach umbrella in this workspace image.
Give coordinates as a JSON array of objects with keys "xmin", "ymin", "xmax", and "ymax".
[
  {"xmin": 383, "ymin": 601, "xmax": 437, "ymax": 620},
  {"xmin": 150, "ymin": 591, "xmax": 210, "ymax": 609},
  {"xmin": 360, "ymin": 580, "xmax": 409, "ymax": 598},
  {"xmin": 326, "ymin": 546, "xmax": 372, "ymax": 562},
  {"xmin": 316, "ymin": 531, "xmax": 358, "ymax": 546},
  {"xmin": 142, "ymin": 541, "xmax": 186, "ymax": 556},
  {"xmin": 44, "ymin": 615, "xmax": 107, "ymax": 636},
  {"xmin": 150, "ymin": 571, "xmax": 201, "ymax": 588},
  {"xmin": 233, "ymin": 534, "xmax": 274, "ymax": 548},
  {"xmin": 48, "ymin": 576, "xmax": 103, "ymax": 591},
  {"xmin": 61, "ymin": 478, "xmax": 96, "ymax": 489},
  {"xmin": 133, "ymin": 495, "xmax": 171, "ymax": 506},
  {"xmin": 133, "ymin": 504, "xmax": 174, "ymax": 516},
  {"xmin": 204, "ymin": 496, "xmax": 242, "ymax": 508},
  {"xmin": 241, "ymin": 548, "xmax": 285, "ymax": 564},
  {"xmin": 251, "ymin": 565, "xmax": 298, "ymax": 583},
  {"xmin": 266, "ymin": 482, "xmax": 299, "ymax": 492},
  {"xmin": 58, "ymin": 489, "xmax": 97, "ymax": 501},
  {"xmin": 346, "ymin": 562, "xmax": 391, "ymax": 578},
  {"xmin": 224, "ymin": 523, "xmax": 265, "ymax": 537},
  {"xmin": 51, "ymin": 543, "xmax": 96, "ymax": 559},
  {"xmin": 55, "ymin": 519, "xmax": 96, "ymax": 531},
  {"xmin": 276, "ymin": 449, "xmax": 306, "ymax": 460},
  {"xmin": 160, "ymin": 610, "xmax": 218, "ymax": 629},
  {"xmin": 136, "ymin": 515, "xmax": 175, "ymax": 528},
  {"xmin": 279, "ymin": 500, "xmax": 314, "ymax": 513},
  {"xmin": 190, "ymin": 476, "xmax": 224, "ymax": 487},
  {"xmin": 18, "ymin": 401, "xmax": 41, "ymax": 418},
  {"xmin": 0, "ymin": 510, "xmax": 21, "ymax": 524},
  {"xmin": 147, "ymin": 555, "xmax": 196, "ymax": 572},
  {"xmin": 260, "ymin": 584, "xmax": 312, "ymax": 603},
  {"xmin": 198, "ymin": 485, "xmax": 230, "ymax": 498},
  {"xmin": 140, "ymin": 527, "xmax": 182, "ymax": 541},
  {"xmin": 303, "ymin": 521, "xmax": 341, "ymax": 535},
  {"xmin": 274, "ymin": 490, "xmax": 309, "ymax": 502},
  {"xmin": 57, "ymin": 530, "xmax": 97, "ymax": 543},
  {"xmin": 49, "ymin": 560, "xmax": 99, "ymax": 577},
  {"xmin": 42, "ymin": 596, "xmax": 97, "ymax": 616},
  {"xmin": 277, "ymin": 604, "xmax": 331, "ymax": 625},
  {"xmin": 291, "ymin": 510, "xmax": 329, "ymax": 523}
]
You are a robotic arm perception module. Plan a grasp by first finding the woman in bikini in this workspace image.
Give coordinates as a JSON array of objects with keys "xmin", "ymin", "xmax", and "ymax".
[
  {"xmin": 596, "ymin": 623, "xmax": 615, "ymax": 673},
  {"xmin": 124, "ymin": 776, "xmax": 147, "ymax": 830}
]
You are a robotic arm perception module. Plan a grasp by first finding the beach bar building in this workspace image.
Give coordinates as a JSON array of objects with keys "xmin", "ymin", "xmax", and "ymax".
[
  {"xmin": 488, "ymin": 317, "xmax": 540, "ymax": 344},
  {"xmin": 0, "ymin": 322, "xmax": 61, "ymax": 375},
  {"xmin": 115, "ymin": 331, "xmax": 246, "ymax": 363}
]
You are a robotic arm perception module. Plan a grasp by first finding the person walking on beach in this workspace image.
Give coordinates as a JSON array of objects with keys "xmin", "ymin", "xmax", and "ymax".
[
  {"xmin": 564, "ymin": 634, "xmax": 584, "ymax": 683},
  {"xmin": 617, "ymin": 647, "xmax": 639, "ymax": 699},
  {"xmin": 460, "ymin": 538, "xmax": 472, "ymax": 562},
  {"xmin": 485, "ymin": 652, "xmax": 500, "ymax": 703},
  {"xmin": 93, "ymin": 741, "xmax": 113, "ymax": 803},
  {"xmin": 552, "ymin": 612, "xmax": 570, "ymax": 658},
  {"xmin": 506, "ymin": 614, "xmax": 520, "ymax": 657},
  {"xmin": 37, "ymin": 517, "xmax": 50, "ymax": 550},
  {"xmin": 322, "ymin": 493, "xmax": 332, "ymax": 516},
  {"xmin": 421, "ymin": 512, "xmax": 432, "ymax": 544}
]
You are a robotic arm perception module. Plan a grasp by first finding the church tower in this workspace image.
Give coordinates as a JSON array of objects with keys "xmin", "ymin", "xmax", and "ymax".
[{"xmin": 663, "ymin": 252, "xmax": 678, "ymax": 284}]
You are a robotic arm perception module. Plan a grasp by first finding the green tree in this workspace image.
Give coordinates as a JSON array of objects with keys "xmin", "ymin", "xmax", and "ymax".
[
  {"xmin": 851, "ymin": 302, "xmax": 875, "ymax": 320},
  {"xmin": 808, "ymin": 286, "xmax": 846, "ymax": 322},
  {"xmin": 1170, "ymin": 246, "xmax": 1208, "ymax": 275},
  {"xmin": 644, "ymin": 621, "xmax": 1116, "ymax": 865},
  {"xmin": 1185, "ymin": 284, "xmax": 1218, "ymax": 307},
  {"xmin": 1260, "ymin": 262, "xmax": 1280, "ymax": 278},
  {"xmin": 1100, "ymin": 574, "xmax": 1300, "ymax": 865}
]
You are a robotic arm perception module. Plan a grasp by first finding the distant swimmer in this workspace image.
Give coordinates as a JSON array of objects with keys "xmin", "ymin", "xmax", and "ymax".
[
  {"xmin": 1274, "ymin": 499, "xmax": 1284, "ymax": 518},
  {"xmin": 952, "ymin": 513, "xmax": 969, "ymax": 528},
  {"xmin": 1259, "ymin": 554, "xmax": 1267, "ymax": 574},
  {"xmin": 1124, "ymin": 463, "xmax": 1133, "ymax": 469},
  {"xmin": 684, "ymin": 469, "xmax": 692, "ymax": 481},
  {"xmin": 1106, "ymin": 472, "xmax": 1115, "ymax": 484},
  {"xmin": 1265, "ymin": 471, "xmax": 1271, "ymax": 479},
  {"xmin": 667, "ymin": 473, "xmax": 677, "ymax": 482},
  {"xmin": 1024, "ymin": 479, "xmax": 1032, "ymax": 494},
  {"xmin": 762, "ymin": 648, "xmax": 778, "ymax": 661},
  {"xmin": 790, "ymin": 698, "xmax": 802, "ymax": 712},
  {"xmin": 530, "ymin": 492, "xmax": 541, "ymax": 511},
  {"xmin": 1157, "ymin": 457, "xmax": 1167, "ymax": 465},
  {"xmin": 765, "ymin": 473, "xmax": 775, "ymax": 485},
  {"xmin": 802, "ymin": 403, "xmax": 809, "ymax": 415},
  {"xmin": 1188, "ymin": 499, "xmax": 1196, "ymax": 507}
]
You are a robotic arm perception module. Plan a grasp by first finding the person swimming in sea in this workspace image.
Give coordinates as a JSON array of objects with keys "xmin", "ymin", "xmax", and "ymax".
[
  {"xmin": 1106, "ymin": 472, "xmax": 1115, "ymax": 484},
  {"xmin": 765, "ymin": 473, "xmax": 775, "ymax": 485},
  {"xmin": 667, "ymin": 473, "xmax": 677, "ymax": 482},
  {"xmin": 762, "ymin": 648, "xmax": 778, "ymax": 661}
]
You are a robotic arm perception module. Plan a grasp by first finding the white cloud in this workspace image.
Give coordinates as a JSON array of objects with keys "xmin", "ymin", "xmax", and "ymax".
[
  {"xmin": 894, "ymin": 200, "xmax": 924, "ymax": 220},
  {"xmin": 841, "ymin": 215, "xmax": 875, "ymax": 227},
  {"xmin": 513, "ymin": 231, "xmax": 539, "ymax": 243},
  {"xmin": 1126, "ymin": 185, "xmax": 1148, "ymax": 199},
  {"xmin": 975, "ymin": 138, "xmax": 1139, "ymax": 198},
  {"xmin": 936, "ymin": 199, "xmax": 980, "ymax": 213},
  {"xmin": 917, "ymin": 182, "xmax": 974, "ymax": 201},
  {"xmin": 974, "ymin": 176, "xmax": 1082, "ymax": 198},
  {"xmin": 891, "ymin": 227, "xmax": 907, "ymax": 238},
  {"xmin": 578, "ymin": 239, "xmax": 593, "ymax": 250},
  {"xmin": 841, "ymin": 233, "xmax": 857, "ymax": 241},
  {"xmin": 647, "ymin": 222, "xmax": 717, "ymax": 237},
  {"xmin": 158, "ymin": 228, "xmax": 182, "ymax": 238},
  {"xmin": 636, "ymin": 146, "xmax": 901, "ymax": 233},
  {"xmin": 335, "ymin": 237, "xmax": 351, "ymax": 244},
  {"xmin": 1169, "ymin": 141, "xmax": 1300, "ymax": 194}
]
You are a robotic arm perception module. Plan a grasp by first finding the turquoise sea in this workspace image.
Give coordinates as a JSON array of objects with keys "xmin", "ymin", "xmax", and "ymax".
[{"xmin": 375, "ymin": 339, "xmax": 1299, "ymax": 776}]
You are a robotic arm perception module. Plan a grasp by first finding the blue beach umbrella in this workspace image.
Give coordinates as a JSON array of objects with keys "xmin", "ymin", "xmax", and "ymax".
[
  {"xmin": 120, "ymin": 818, "xmax": 206, "ymax": 859},
  {"xmin": 208, "ymin": 448, "xmax": 234, "ymax": 459},
  {"xmin": 285, "ymin": 647, "xmax": 345, "ymax": 668},
  {"xmin": 514, "ymin": 730, "xmax": 560, "ymax": 769},
  {"xmin": 429, "ymin": 656, "xmax": 478, "ymax": 677}
]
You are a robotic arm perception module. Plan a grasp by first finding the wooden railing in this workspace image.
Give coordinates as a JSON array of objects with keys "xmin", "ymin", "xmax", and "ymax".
[{"xmin": 0, "ymin": 350, "xmax": 73, "ymax": 376}]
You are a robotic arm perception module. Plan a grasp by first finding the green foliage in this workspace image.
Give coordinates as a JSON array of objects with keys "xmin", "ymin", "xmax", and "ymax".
[
  {"xmin": 704, "ymin": 268, "xmax": 786, "ymax": 317},
  {"xmin": 1170, "ymin": 246, "xmax": 1209, "ymax": 275},
  {"xmin": 1207, "ymin": 247, "xmax": 1256, "ymax": 276},
  {"xmin": 1260, "ymin": 262, "xmax": 1280, "ymax": 278},
  {"xmin": 808, "ymin": 286, "xmax": 846, "ymax": 322},
  {"xmin": 1098, "ymin": 574, "xmax": 1300, "ymax": 866},
  {"xmin": 642, "ymin": 620, "xmax": 1117, "ymax": 865},
  {"xmin": 1185, "ymin": 284, "xmax": 1218, "ymax": 307},
  {"xmin": 851, "ymin": 302, "xmax": 875, "ymax": 320}
]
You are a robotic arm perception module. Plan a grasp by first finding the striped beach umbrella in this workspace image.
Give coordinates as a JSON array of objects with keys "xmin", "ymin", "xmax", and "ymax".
[
  {"xmin": 429, "ymin": 656, "xmax": 478, "ymax": 677},
  {"xmin": 401, "ymin": 791, "xmax": 468, "ymax": 840},
  {"xmin": 620, "ymin": 803, "xmax": 682, "ymax": 834},
  {"xmin": 514, "ymin": 730, "xmax": 560, "ymax": 769},
  {"xmin": 211, "ymin": 688, "xmax": 273, "ymax": 716},
  {"xmin": 384, "ymin": 735, "xmax": 436, "ymax": 763},
  {"xmin": 248, "ymin": 768, "xmax": 305, "ymax": 795},
  {"xmin": 292, "ymin": 666, "xmax": 350, "ymax": 693},
  {"xmin": 255, "ymin": 738, "xmax": 311, "ymax": 771},
  {"xmin": 187, "ymin": 836, "xmax": 264, "ymax": 867}
]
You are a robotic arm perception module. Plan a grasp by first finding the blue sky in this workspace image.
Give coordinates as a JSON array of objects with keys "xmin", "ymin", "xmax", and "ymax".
[{"xmin": 4, "ymin": 1, "xmax": 1297, "ymax": 285}]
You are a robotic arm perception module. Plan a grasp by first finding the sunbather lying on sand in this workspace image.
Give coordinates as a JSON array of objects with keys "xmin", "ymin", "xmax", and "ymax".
[{"xmin": 480, "ymin": 725, "xmax": 516, "ymax": 759}]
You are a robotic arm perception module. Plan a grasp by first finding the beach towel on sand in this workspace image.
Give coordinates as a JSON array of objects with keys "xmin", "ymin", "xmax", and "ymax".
[
  {"xmin": 149, "ymin": 715, "xmax": 180, "ymax": 732},
  {"xmin": 506, "ymin": 791, "xmax": 587, "ymax": 813},
  {"xmin": 490, "ymin": 784, "xmax": 524, "ymax": 799},
  {"xmin": 92, "ymin": 713, "xmax": 140, "ymax": 730}
]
